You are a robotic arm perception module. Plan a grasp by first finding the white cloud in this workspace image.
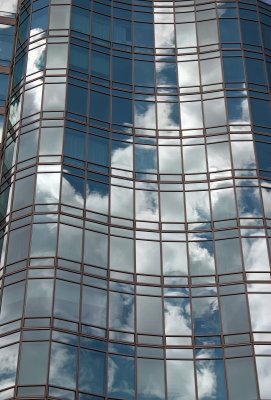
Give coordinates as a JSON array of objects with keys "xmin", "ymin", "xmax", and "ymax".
[{"xmin": 0, "ymin": 0, "xmax": 17, "ymax": 13}]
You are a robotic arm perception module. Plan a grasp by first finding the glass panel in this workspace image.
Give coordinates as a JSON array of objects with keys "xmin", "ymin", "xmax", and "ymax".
[
  {"xmin": 54, "ymin": 280, "xmax": 80, "ymax": 321},
  {"xmin": 215, "ymin": 239, "xmax": 242, "ymax": 274},
  {"xmin": 160, "ymin": 192, "xmax": 184, "ymax": 222},
  {"xmin": 183, "ymin": 145, "xmax": 206, "ymax": 174},
  {"xmin": 110, "ymin": 236, "xmax": 134, "ymax": 273},
  {"xmin": 167, "ymin": 360, "xmax": 196, "ymax": 400},
  {"xmin": 242, "ymin": 238, "xmax": 269, "ymax": 271},
  {"xmin": 256, "ymin": 357, "xmax": 271, "ymax": 399},
  {"xmin": 58, "ymin": 224, "xmax": 82, "ymax": 262},
  {"xmin": 137, "ymin": 359, "xmax": 165, "ymax": 400},
  {"xmin": 30, "ymin": 223, "xmax": 57, "ymax": 257},
  {"xmin": 84, "ymin": 230, "xmax": 108, "ymax": 267},
  {"xmin": 0, "ymin": 282, "xmax": 25, "ymax": 324},
  {"xmin": 23, "ymin": 85, "xmax": 42, "ymax": 116},
  {"xmin": 71, "ymin": 6, "xmax": 90, "ymax": 35},
  {"xmin": 155, "ymin": 24, "xmax": 174, "ymax": 48},
  {"xmin": 203, "ymin": 98, "xmax": 226, "ymax": 127},
  {"xmin": 158, "ymin": 146, "xmax": 181, "ymax": 173},
  {"xmin": 162, "ymin": 242, "xmax": 187, "ymax": 276},
  {"xmin": 49, "ymin": 5, "xmax": 70, "ymax": 29},
  {"xmin": 82, "ymin": 286, "xmax": 107, "ymax": 328},
  {"xmin": 211, "ymin": 188, "xmax": 236, "ymax": 220},
  {"xmin": 12, "ymin": 175, "xmax": 35, "ymax": 210},
  {"xmin": 226, "ymin": 358, "xmax": 257, "ymax": 400},
  {"xmin": 137, "ymin": 296, "xmax": 163, "ymax": 334},
  {"xmin": 6, "ymin": 226, "xmax": 31, "ymax": 264},
  {"xmin": 109, "ymin": 291, "xmax": 134, "ymax": 332},
  {"xmin": 201, "ymin": 58, "xmax": 222, "ymax": 85},
  {"xmin": 47, "ymin": 44, "xmax": 68, "ymax": 68},
  {"xmin": 79, "ymin": 348, "xmax": 106, "ymax": 395},
  {"xmin": 192, "ymin": 297, "xmax": 220, "ymax": 335},
  {"xmin": 189, "ymin": 241, "xmax": 215, "ymax": 276},
  {"xmin": 35, "ymin": 173, "xmax": 61, "ymax": 207},
  {"xmin": 164, "ymin": 298, "xmax": 191, "ymax": 335},
  {"xmin": 111, "ymin": 186, "xmax": 133, "ymax": 219},
  {"xmin": 220, "ymin": 294, "xmax": 249, "ymax": 334},
  {"xmin": 49, "ymin": 342, "xmax": 77, "ymax": 389},
  {"xmin": 18, "ymin": 342, "xmax": 49, "ymax": 385},
  {"xmin": 40, "ymin": 127, "xmax": 63, "ymax": 155},
  {"xmin": 136, "ymin": 190, "xmax": 159, "ymax": 222},
  {"xmin": 180, "ymin": 102, "xmax": 203, "ymax": 129},
  {"xmin": 178, "ymin": 61, "xmax": 199, "ymax": 87},
  {"xmin": 196, "ymin": 359, "xmax": 226, "ymax": 400},
  {"xmin": 249, "ymin": 294, "xmax": 271, "ymax": 331},
  {"xmin": 25, "ymin": 279, "xmax": 53, "ymax": 317},
  {"xmin": 186, "ymin": 191, "xmax": 210, "ymax": 223},
  {"xmin": 134, "ymin": 22, "xmax": 153, "ymax": 48},
  {"xmin": 198, "ymin": 20, "xmax": 218, "ymax": 46},
  {"xmin": 108, "ymin": 354, "xmax": 134, "ymax": 400},
  {"xmin": 176, "ymin": 23, "xmax": 197, "ymax": 48},
  {"xmin": 136, "ymin": 240, "xmax": 161, "ymax": 275},
  {"xmin": 43, "ymin": 84, "xmax": 66, "ymax": 111},
  {"xmin": 17, "ymin": 130, "xmax": 39, "ymax": 162},
  {"xmin": 0, "ymin": 344, "xmax": 19, "ymax": 390}
]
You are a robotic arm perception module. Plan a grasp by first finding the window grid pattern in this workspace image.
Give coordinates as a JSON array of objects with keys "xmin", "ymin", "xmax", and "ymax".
[{"xmin": 0, "ymin": 0, "xmax": 270, "ymax": 399}]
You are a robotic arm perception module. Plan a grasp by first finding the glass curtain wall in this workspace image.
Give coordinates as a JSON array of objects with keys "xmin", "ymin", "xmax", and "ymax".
[
  {"xmin": 0, "ymin": 0, "xmax": 270, "ymax": 399},
  {"xmin": 0, "ymin": 1, "xmax": 18, "ymax": 144}
]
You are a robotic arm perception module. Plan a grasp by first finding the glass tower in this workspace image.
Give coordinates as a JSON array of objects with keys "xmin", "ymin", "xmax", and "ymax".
[{"xmin": 0, "ymin": 0, "xmax": 271, "ymax": 399}]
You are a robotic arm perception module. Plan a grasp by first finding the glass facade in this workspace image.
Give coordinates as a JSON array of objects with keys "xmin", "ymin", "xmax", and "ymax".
[{"xmin": 0, "ymin": 0, "xmax": 271, "ymax": 399}]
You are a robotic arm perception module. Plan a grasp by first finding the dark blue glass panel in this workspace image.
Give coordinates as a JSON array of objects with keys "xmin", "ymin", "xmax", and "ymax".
[
  {"xmin": 250, "ymin": 98, "xmax": 271, "ymax": 126},
  {"xmin": 134, "ymin": 60, "xmax": 154, "ymax": 86},
  {"xmin": 0, "ymin": 74, "xmax": 9, "ymax": 103},
  {"xmin": 64, "ymin": 129, "xmax": 86, "ymax": 160},
  {"xmin": 112, "ymin": 56, "xmax": 132, "ymax": 84},
  {"xmin": 88, "ymin": 135, "xmax": 109, "ymax": 166},
  {"xmin": 31, "ymin": 7, "xmax": 48, "ymax": 31},
  {"xmin": 246, "ymin": 58, "xmax": 267, "ymax": 85},
  {"xmin": 223, "ymin": 57, "xmax": 244, "ymax": 82},
  {"xmin": 71, "ymin": 6, "xmax": 90, "ymax": 35},
  {"xmin": 134, "ymin": 22, "xmax": 154, "ymax": 47},
  {"xmin": 69, "ymin": 44, "xmax": 89, "ymax": 73},
  {"xmin": 112, "ymin": 97, "xmax": 132, "ymax": 126},
  {"xmin": 90, "ymin": 91, "xmax": 110, "ymax": 122},
  {"xmin": 67, "ymin": 85, "xmax": 88, "ymax": 115},
  {"xmin": 13, "ymin": 54, "xmax": 27, "ymax": 87},
  {"xmin": 92, "ymin": 13, "xmax": 110, "ymax": 40},
  {"xmin": 255, "ymin": 142, "xmax": 271, "ymax": 171},
  {"xmin": 113, "ymin": 19, "xmax": 132, "ymax": 45},
  {"xmin": 0, "ymin": 25, "xmax": 15, "ymax": 62},
  {"xmin": 261, "ymin": 24, "xmax": 271, "ymax": 49},
  {"xmin": 241, "ymin": 20, "xmax": 261, "ymax": 46},
  {"xmin": 91, "ymin": 51, "xmax": 110, "ymax": 80},
  {"xmin": 219, "ymin": 19, "xmax": 240, "ymax": 42}
]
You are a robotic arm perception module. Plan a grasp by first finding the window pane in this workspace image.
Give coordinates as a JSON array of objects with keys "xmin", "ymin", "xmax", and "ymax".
[
  {"xmin": 18, "ymin": 342, "xmax": 49, "ymax": 385},
  {"xmin": 79, "ymin": 348, "xmax": 106, "ymax": 395},
  {"xmin": 49, "ymin": 342, "xmax": 77, "ymax": 389}
]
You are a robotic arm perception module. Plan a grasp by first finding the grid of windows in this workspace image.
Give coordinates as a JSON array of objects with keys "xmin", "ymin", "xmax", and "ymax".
[
  {"xmin": 0, "ymin": 0, "xmax": 271, "ymax": 399},
  {"xmin": 0, "ymin": 1, "xmax": 17, "ymax": 144}
]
